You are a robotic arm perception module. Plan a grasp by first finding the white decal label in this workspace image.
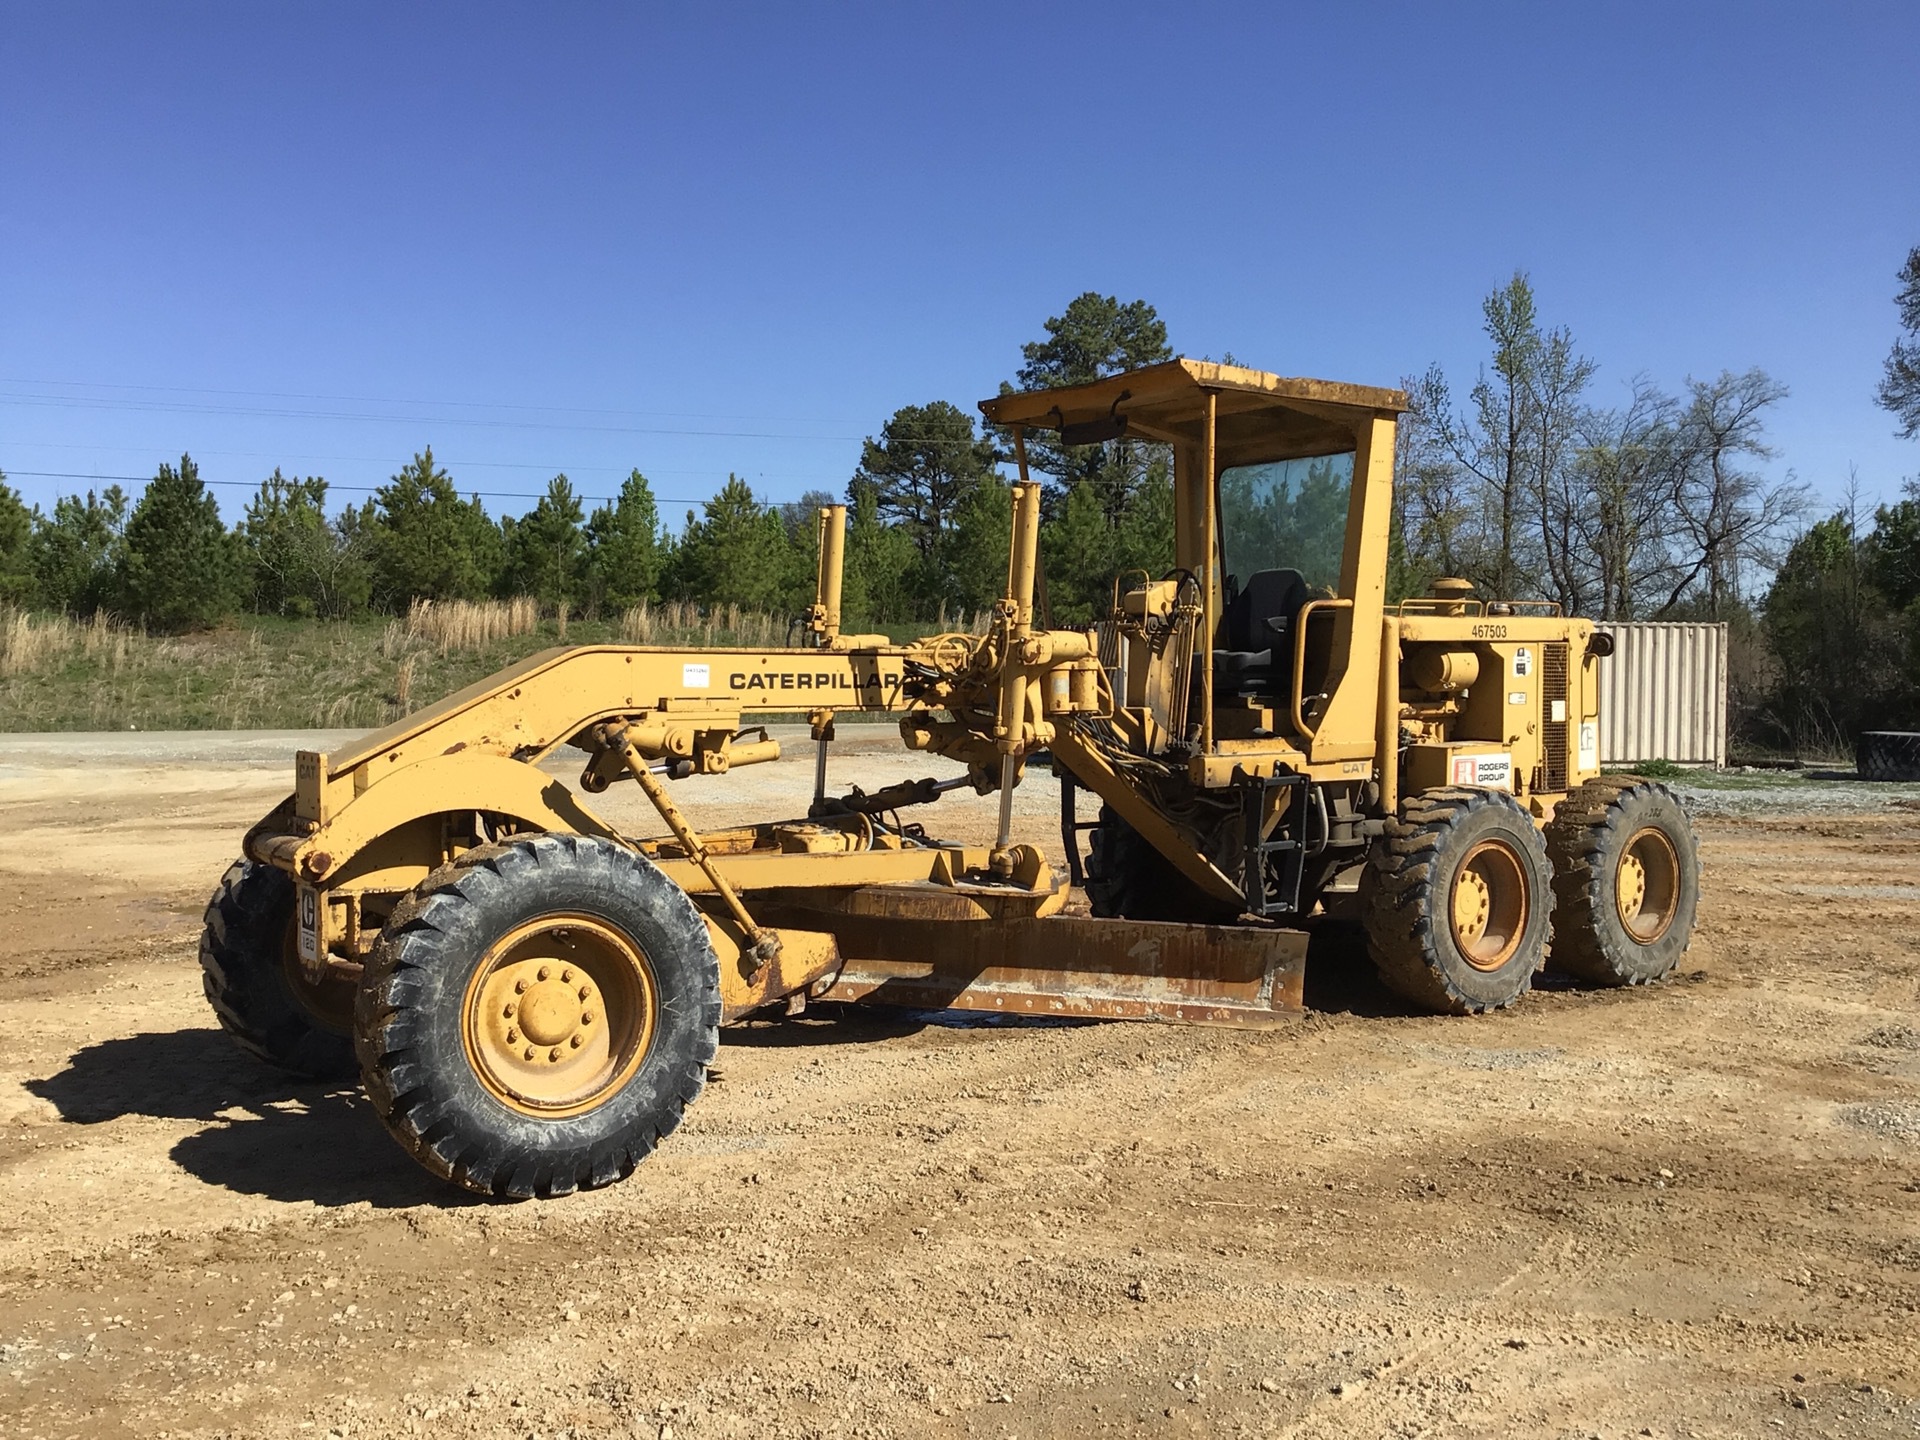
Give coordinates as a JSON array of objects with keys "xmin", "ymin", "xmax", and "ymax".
[
  {"xmin": 1550, "ymin": 699, "xmax": 1567, "ymax": 723},
  {"xmin": 1578, "ymin": 722, "xmax": 1599, "ymax": 770},
  {"xmin": 1451, "ymin": 752, "xmax": 1513, "ymax": 790},
  {"xmin": 1512, "ymin": 646, "xmax": 1532, "ymax": 677},
  {"xmin": 682, "ymin": 663, "xmax": 710, "ymax": 689},
  {"xmin": 1508, "ymin": 690, "xmax": 1528, "ymax": 706},
  {"xmin": 297, "ymin": 884, "xmax": 319, "ymax": 961}
]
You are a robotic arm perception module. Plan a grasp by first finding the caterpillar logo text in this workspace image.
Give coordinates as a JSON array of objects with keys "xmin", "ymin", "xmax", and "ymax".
[{"xmin": 728, "ymin": 670, "xmax": 901, "ymax": 696}]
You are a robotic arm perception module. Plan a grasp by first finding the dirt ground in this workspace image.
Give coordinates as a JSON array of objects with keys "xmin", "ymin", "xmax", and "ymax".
[{"xmin": 0, "ymin": 731, "xmax": 1917, "ymax": 1440}]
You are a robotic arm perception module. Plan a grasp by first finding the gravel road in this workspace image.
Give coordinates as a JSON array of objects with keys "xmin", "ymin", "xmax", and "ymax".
[{"xmin": 0, "ymin": 732, "xmax": 1916, "ymax": 1439}]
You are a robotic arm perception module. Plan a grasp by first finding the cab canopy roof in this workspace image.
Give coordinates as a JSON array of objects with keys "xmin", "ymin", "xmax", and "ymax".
[{"xmin": 978, "ymin": 359, "xmax": 1407, "ymax": 467}]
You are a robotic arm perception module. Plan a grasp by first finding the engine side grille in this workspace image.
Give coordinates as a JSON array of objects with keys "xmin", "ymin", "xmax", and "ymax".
[{"xmin": 1541, "ymin": 641, "xmax": 1570, "ymax": 794}]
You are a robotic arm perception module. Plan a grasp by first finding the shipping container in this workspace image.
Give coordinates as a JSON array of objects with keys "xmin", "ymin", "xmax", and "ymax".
[{"xmin": 1593, "ymin": 621, "xmax": 1727, "ymax": 768}]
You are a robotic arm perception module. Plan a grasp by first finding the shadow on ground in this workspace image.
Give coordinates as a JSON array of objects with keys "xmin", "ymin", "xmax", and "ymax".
[
  {"xmin": 27, "ymin": 1027, "xmax": 466, "ymax": 1209},
  {"xmin": 723, "ymin": 1000, "xmax": 1094, "ymax": 1048}
]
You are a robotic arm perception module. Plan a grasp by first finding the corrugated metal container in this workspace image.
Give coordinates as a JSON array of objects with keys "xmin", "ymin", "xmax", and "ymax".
[{"xmin": 1593, "ymin": 621, "xmax": 1727, "ymax": 768}]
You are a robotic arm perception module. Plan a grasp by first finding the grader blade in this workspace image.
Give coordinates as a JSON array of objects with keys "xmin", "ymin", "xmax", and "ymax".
[{"xmin": 765, "ymin": 885, "xmax": 1305, "ymax": 1026}]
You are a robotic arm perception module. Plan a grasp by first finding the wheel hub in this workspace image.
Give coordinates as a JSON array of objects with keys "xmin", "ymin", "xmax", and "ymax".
[
  {"xmin": 1615, "ymin": 827, "xmax": 1680, "ymax": 943},
  {"xmin": 1449, "ymin": 839, "xmax": 1529, "ymax": 972},
  {"xmin": 1617, "ymin": 852, "xmax": 1647, "ymax": 920},
  {"xmin": 462, "ymin": 917, "xmax": 653, "ymax": 1117},
  {"xmin": 1452, "ymin": 868, "xmax": 1492, "ymax": 945}
]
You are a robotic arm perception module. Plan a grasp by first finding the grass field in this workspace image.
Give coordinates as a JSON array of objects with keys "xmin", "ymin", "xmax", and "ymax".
[{"xmin": 0, "ymin": 600, "xmax": 818, "ymax": 732}]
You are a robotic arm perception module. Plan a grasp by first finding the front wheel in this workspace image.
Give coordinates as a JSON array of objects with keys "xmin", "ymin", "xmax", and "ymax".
[
  {"xmin": 355, "ymin": 834, "xmax": 721, "ymax": 1199},
  {"xmin": 1362, "ymin": 787, "xmax": 1553, "ymax": 1015},
  {"xmin": 200, "ymin": 859, "xmax": 357, "ymax": 1079}
]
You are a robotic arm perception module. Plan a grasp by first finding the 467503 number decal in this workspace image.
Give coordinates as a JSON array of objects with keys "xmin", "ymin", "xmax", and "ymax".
[{"xmin": 1470, "ymin": 623, "xmax": 1509, "ymax": 639}]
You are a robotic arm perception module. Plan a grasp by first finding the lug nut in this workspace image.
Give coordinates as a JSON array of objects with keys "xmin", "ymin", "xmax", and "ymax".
[
  {"xmin": 505, "ymin": 1027, "xmax": 519, "ymax": 1044},
  {"xmin": 581, "ymin": 1011, "xmax": 594, "ymax": 1026},
  {"xmin": 561, "ymin": 968, "xmax": 573, "ymax": 983},
  {"xmin": 537, "ymin": 966, "xmax": 551, "ymax": 982},
  {"xmin": 570, "ymin": 1035, "xmax": 583, "ymax": 1049},
  {"xmin": 514, "ymin": 979, "xmax": 528, "ymax": 994},
  {"xmin": 503, "ymin": 1003, "xmax": 515, "ymax": 1018},
  {"xmin": 523, "ymin": 1045, "xmax": 535, "ymax": 1060},
  {"xmin": 548, "ymin": 1047, "xmax": 562, "ymax": 1063},
  {"xmin": 578, "ymin": 985, "xmax": 590, "ymax": 1001}
]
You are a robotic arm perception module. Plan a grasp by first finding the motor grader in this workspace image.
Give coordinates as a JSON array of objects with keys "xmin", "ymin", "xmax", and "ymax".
[{"xmin": 202, "ymin": 359, "xmax": 1700, "ymax": 1198}]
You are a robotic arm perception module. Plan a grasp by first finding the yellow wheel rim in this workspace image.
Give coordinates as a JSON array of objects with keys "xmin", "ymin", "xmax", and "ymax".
[
  {"xmin": 461, "ymin": 914, "xmax": 657, "ymax": 1118},
  {"xmin": 1449, "ymin": 839, "xmax": 1530, "ymax": 972},
  {"xmin": 1616, "ymin": 826, "xmax": 1680, "ymax": 944}
]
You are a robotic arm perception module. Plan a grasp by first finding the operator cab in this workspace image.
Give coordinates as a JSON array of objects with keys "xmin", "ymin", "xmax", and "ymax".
[{"xmin": 980, "ymin": 359, "xmax": 1404, "ymax": 752}]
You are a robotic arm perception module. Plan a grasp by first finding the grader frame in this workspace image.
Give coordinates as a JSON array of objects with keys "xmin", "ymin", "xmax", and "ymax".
[{"xmin": 211, "ymin": 358, "xmax": 1699, "ymax": 1198}]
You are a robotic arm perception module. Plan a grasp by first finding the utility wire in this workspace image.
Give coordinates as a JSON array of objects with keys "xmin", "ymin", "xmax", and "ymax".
[{"xmin": 0, "ymin": 375, "xmax": 861, "ymax": 426}]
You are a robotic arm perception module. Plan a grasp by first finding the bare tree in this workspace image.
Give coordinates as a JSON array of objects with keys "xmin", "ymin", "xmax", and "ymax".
[
  {"xmin": 1395, "ymin": 366, "xmax": 1474, "ymax": 583},
  {"xmin": 1423, "ymin": 274, "xmax": 1593, "ymax": 607},
  {"xmin": 1571, "ymin": 378, "xmax": 1685, "ymax": 619},
  {"xmin": 1653, "ymin": 369, "xmax": 1805, "ymax": 618}
]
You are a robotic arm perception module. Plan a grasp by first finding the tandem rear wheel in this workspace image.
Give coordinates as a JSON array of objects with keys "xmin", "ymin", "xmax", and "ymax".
[
  {"xmin": 1360, "ymin": 778, "xmax": 1702, "ymax": 1015},
  {"xmin": 1362, "ymin": 787, "xmax": 1554, "ymax": 1015},
  {"xmin": 1544, "ymin": 777, "xmax": 1701, "ymax": 986}
]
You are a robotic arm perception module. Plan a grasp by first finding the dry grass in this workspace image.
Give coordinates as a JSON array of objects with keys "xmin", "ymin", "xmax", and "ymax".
[
  {"xmin": 619, "ymin": 600, "xmax": 784, "ymax": 647},
  {"xmin": 0, "ymin": 600, "xmax": 807, "ymax": 732},
  {"xmin": 0, "ymin": 606, "xmax": 134, "ymax": 678},
  {"xmin": 405, "ymin": 596, "xmax": 540, "ymax": 653}
]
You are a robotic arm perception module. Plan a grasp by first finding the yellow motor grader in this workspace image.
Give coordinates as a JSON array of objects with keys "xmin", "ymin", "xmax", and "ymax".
[{"xmin": 203, "ymin": 359, "xmax": 1700, "ymax": 1198}]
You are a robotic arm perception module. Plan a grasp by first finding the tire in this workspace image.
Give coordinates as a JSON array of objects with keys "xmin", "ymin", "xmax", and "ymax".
[
  {"xmin": 1858, "ymin": 731, "xmax": 1920, "ymax": 781},
  {"xmin": 1545, "ymin": 777, "xmax": 1700, "ymax": 986},
  {"xmin": 355, "ymin": 834, "xmax": 721, "ymax": 1200},
  {"xmin": 199, "ymin": 859, "xmax": 357, "ymax": 1080},
  {"xmin": 1086, "ymin": 806, "xmax": 1241, "ymax": 923},
  {"xmin": 1362, "ymin": 787, "xmax": 1553, "ymax": 1015}
]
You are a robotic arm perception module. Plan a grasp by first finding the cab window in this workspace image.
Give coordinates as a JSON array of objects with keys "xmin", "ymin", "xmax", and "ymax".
[{"xmin": 1218, "ymin": 453, "xmax": 1354, "ymax": 593}]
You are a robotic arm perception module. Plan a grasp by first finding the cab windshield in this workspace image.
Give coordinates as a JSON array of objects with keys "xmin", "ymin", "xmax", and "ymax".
[{"xmin": 1218, "ymin": 453, "xmax": 1354, "ymax": 594}]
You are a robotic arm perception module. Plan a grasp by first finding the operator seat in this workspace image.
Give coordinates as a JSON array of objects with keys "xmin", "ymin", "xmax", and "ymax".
[{"xmin": 1213, "ymin": 567, "xmax": 1311, "ymax": 699}]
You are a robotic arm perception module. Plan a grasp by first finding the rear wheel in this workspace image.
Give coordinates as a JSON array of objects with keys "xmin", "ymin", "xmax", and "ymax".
[
  {"xmin": 199, "ymin": 859, "xmax": 357, "ymax": 1079},
  {"xmin": 1362, "ymin": 788, "xmax": 1552, "ymax": 1015},
  {"xmin": 1546, "ymin": 777, "xmax": 1700, "ymax": 985},
  {"xmin": 355, "ymin": 834, "xmax": 720, "ymax": 1199}
]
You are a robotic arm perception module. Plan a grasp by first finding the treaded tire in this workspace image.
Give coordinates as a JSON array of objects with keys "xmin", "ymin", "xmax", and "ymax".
[
  {"xmin": 1546, "ymin": 777, "xmax": 1700, "ymax": 986},
  {"xmin": 1858, "ymin": 731, "xmax": 1920, "ymax": 781},
  {"xmin": 1086, "ymin": 806, "xmax": 1241, "ymax": 923},
  {"xmin": 1362, "ymin": 787, "xmax": 1553, "ymax": 1015},
  {"xmin": 200, "ymin": 859, "xmax": 357, "ymax": 1079},
  {"xmin": 355, "ymin": 834, "xmax": 720, "ymax": 1200}
]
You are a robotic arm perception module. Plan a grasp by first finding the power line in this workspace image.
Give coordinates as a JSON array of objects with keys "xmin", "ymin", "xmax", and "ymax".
[
  {"xmin": 0, "ymin": 374, "xmax": 865, "ymax": 427},
  {"xmin": 0, "ymin": 389, "xmax": 867, "ymax": 442}
]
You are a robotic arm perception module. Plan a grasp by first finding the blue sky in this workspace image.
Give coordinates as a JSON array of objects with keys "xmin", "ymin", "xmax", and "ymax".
[{"xmin": 3, "ymin": 3, "xmax": 1917, "ymax": 529}]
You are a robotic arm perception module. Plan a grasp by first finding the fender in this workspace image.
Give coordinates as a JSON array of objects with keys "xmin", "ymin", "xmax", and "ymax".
[{"xmin": 254, "ymin": 752, "xmax": 622, "ymax": 892}]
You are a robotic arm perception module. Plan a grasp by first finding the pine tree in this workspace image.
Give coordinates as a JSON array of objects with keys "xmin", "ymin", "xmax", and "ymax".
[
  {"xmin": 117, "ymin": 455, "xmax": 242, "ymax": 631},
  {"xmin": 29, "ymin": 486, "xmax": 127, "ymax": 615},
  {"xmin": 501, "ymin": 475, "xmax": 586, "ymax": 605},
  {"xmin": 850, "ymin": 402, "xmax": 998, "ymax": 563},
  {"xmin": 0, "ymin": 473, "xmax": 34, "ymax": 605},
  {"xmin": 841, "ymin": 484, "xmax": 918, "ymax": 629},
  {"xmin": 240, "ymin": 470, "xmax": 368, "ymax": 618},
  {"xmin": 667, "ymin": 475, "xmax": 793, "ymax": 611},
  {"xmin": 370, "ymin": 448, "xmax": 502, "ymax": 605},
  {"xmin": 943, "ymin": 476, "xmax": 1013, "ymax": 616},
  {"xmin": 585, "ymin": 469, "xmax": 665, "ymax": 610}
]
